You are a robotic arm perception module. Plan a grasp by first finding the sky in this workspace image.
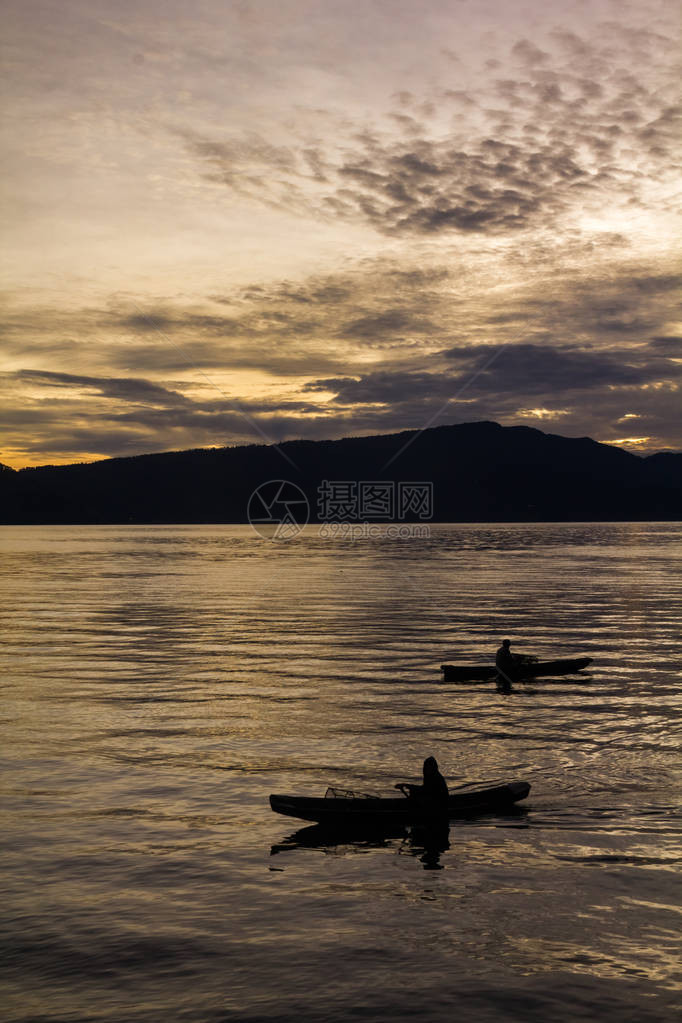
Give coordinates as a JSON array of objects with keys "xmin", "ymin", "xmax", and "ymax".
[{"xmin": 1, "ymin": 0, "xmax": 680, "ymax": 467}]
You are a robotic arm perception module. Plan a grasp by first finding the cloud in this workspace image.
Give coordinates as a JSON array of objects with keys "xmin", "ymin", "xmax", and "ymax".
[
  {"xmin": 2, "ymin": 254, "xmax": 681, "ymax": 466},
  {"xmin": 336, "ymin": 308, "xmax": 436, "ymax": 340},
  {"xmin": 305, "ymin": 340, "xmax": 681, "ymax": 408},
  {"xmin": 441, "ymin": 341, "xmax": 681, "ymax": 394},
  {"xmin": 2, "ymin": 0, "xmax": 679, "ymax": 470},
  {"xmin": 16, "ymin": 369, "xmax": 192, "ymax": 406},
  {"xmin": 175, "ymin": 28, "xmax": 680, "ymax": 239},
  {"xmin": 649, "ymin": 335, "xmax": 682, "ymax": 352},
  {"xmin": 304, "ymin": 370, "xmax": 450, "ymax": 404},
  {"xmin": 511, "ymin": 39, "xmax": 549, "ymax": 66}
]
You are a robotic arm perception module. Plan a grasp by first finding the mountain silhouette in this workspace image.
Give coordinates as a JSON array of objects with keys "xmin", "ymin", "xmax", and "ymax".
[{"xmin": 1, "ymin": 421, "xmax": 680, "ymax": 524}]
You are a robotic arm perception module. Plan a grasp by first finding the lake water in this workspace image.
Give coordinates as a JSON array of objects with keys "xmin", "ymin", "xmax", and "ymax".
[{"xmin": 1, "ymin": 523, "xmax": 680, "ymax": 1022}]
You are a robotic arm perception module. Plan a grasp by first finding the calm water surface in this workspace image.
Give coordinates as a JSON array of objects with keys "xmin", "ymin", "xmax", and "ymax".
[{"xmin": 1, "ymin": 523, "xmax": 681, "ymax": 1022}]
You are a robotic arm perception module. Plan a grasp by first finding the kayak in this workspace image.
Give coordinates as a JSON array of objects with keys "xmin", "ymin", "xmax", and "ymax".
[
  {"xmin": 269, "ymin": 780, "xmax": 530, "ymax": 824},
  {"xmin": 440, "ymin": 657, "xmax": 593, "ymax": 683}
]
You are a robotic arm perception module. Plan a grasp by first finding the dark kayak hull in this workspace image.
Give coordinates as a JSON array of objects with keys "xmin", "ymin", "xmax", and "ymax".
[
  {"xmin": 269, "ymin": 781, "xmax": 530, "ymax": 824},
  {"xmin": 440, "ymin": 657, "xmax": 593, "ymax": 683}
]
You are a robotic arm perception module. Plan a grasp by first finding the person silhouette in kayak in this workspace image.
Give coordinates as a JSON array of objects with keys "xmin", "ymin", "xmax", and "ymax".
[
  {"xmin": 395, "ymin": 756, "xmax": 449, "ymax": 806},
  {"xmin": 496, "ymin": 639, "xmax": 515, "ymax": 675}
]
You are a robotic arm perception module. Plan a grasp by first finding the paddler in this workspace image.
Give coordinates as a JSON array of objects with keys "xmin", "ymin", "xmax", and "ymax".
[
  {"xmin": 395, "ymin": 756, "xmax": 449, "ymax": 808},
  {"xmin": 495, "ymin": 638, "xmax": 515, "ymax": 675}
]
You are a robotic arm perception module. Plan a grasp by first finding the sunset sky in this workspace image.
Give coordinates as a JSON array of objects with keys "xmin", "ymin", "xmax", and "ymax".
[{"xmin": 2, "ymin": 0, "xmax": 680, "ymax": 467}]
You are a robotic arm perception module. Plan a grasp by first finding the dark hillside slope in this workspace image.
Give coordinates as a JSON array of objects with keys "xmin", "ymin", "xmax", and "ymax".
[{"xmin": 1, "ymin": 422, "xmax": 680, "ymax": 523}]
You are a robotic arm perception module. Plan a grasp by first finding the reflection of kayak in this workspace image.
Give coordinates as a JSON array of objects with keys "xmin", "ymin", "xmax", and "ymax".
[
  {"xmin": 269, "ymin": 781, "xmax": 530, "ymax": 824},
  {"xmin": 440, "ymin": 657, "xmax": 593, "ymax": 683}
]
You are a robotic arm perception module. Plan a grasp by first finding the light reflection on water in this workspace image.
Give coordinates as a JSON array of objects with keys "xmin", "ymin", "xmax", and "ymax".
[{"xmin": 1, "ymin": 523, "xmax": 680, "ymax": 1022}]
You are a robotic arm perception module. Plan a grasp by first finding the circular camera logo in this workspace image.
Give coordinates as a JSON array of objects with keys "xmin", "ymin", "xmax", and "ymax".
[{"xmin": 247, "ymin": 480, "xmax": 309, "ymax": 540}]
